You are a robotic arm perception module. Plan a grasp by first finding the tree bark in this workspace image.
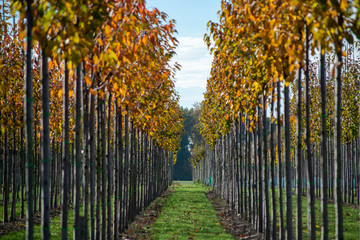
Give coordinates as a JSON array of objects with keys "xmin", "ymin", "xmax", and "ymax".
[
  {"xmin": 284, "ymin": 81, "xmax": 293, "ymax": 240},
  {"xmin": 89, "ymin": 87, "xmax": 96, "ymax": 240},
  {"xmin": 25, "ymin": 0, "xmax": 34, "ymax": 237},
  {"xmin": 270, "ymin": 93, "xmax": 276, "ymax": 239},
  {"xmin": 74, "ymin": 64, "xmax": 82, "ymax": 240},
  {"xmin": 277, "ymin": 81, "xmax": 284, "ymax": 240},
  {"xmin": 320, "ymin": 51, "xmax": 329, "ymax": 240},
  {"xmin": 296, "ymin": 65, "xmax": 303, "ymax": 240},
  {"xmin": 334, "ymin": 23, "xmax": 344, "ymax": 239},
  {"xmin": 305, "ymin": 26, "xmax": 316, "ymax": 240},
  {"xmin": 40, "ymin": 50, "xmax": 50, "ymax": 240},
  {"xmin": 82, "ymin": 64, "xmax": 89, "ymax": 239},
  {"xmin": 107, "ymin": 94, "xmax": 112, "ymax": 240},
  {"xmin": 262, "ymin": 96, "xmax": 270, "ymax": 239}
]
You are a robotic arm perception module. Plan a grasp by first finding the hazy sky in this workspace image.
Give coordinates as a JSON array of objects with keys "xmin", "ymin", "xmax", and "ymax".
[{"xmin": 146, "ymin": 0, "xmax": 221, "ymax": 109}]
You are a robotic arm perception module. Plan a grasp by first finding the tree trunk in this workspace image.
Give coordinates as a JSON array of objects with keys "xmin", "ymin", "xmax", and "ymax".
[
  {"xmin": 296, "ymin": 65, "xmax": 303, "ymax": 240},
  {"xmin": 124, "ymin": 108, "xmax": 129, "ymax": 228},
  {"xmin": 101, "ymin": 96, "xmax": 106, "ymax": 240},
  {"xmin": 40, "ymin": 50, "xmax": 50, "ymax": 240},
  {"xmin": 96, "ymin": 95, "xmax": 101, "ymax": 240},
  {"xmin": 74, "ymin": 64, "xmax": 82, "ymax": 240},
  {"xmin": 107, "ymin": 94, "xmax": 112, "ymax": 240},
  {"xmin": 334, "ymin": 25, "xmax": 344, "ymax": 239},
  {"xmin": 284, "ymin": 81, "xmax": 293, "ymax": 239},
  {"xmin": 61, "ymin": 62, "xmax": 70, "ymax": 237},
  {"xmin": 305, "ymin": 26, "xmax": 316, "ymax": 240},
  {"xmin": 277, "ymin": 81, "xmax": 284, "ymax": 240},
  {"xmin": 320, "ymin": 51, "xmax": 329, "ymax": 240},
  {"xmin": 89, "ymin": 87, "xmax": 96, "ymax": 240},
  {"xmin": 270, "ymin": 93, "xmax": 277, "ymax": 239},
  {"xmin": 113, "ymin": 101, "xmax": 119, "ymax": 238},
  {"xmin": 3, "ymin": 129, "xmax": 8, "ymax": 222},
  {"xmin": 10, "ymin": 125, "xmax": 17, "ymax": 221},
  {"xmin": 20, "ymin": 128, "xmax": 25, "ymax": 219},
  {"xmin": 262, "ymin": 96, "xmax": 270, "ymax": 239},
  {"xmin": 82, "ymin": 65, "xmax": 89, "ymax": 239},
  {"xmin": 25, "ymin": 0, "xmax": 34, "ymax": 238}
]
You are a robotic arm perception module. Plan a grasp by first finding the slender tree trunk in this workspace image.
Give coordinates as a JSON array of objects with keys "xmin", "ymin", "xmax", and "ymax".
[
  {"xmin": 270, "ymin": 94, "xmax": 277, "ymax": 239},
  {"xmin": 107, "ymin": 94, "xmax": 112, "ymax": 240},
  {"xmin": 239, "ymin": 117, "xmax": 244, "ymax": 215},
  {"xmin": 305, "ymin": 26, "xmax": 316, "ymax": 240},
  {"xmin": 82, "ymin": 65, "xmax": 89, "ymax": 239},
  {"xmin": 40, "ymin": 50, "xmax": 50, "ymax": 240},
  {"xmin": 118, "ymin": 108, "xmax": 123, "ymax": 233},
  {"xmin": 74, "ymin": 64, "xmax": 82, "ymax": 240},
  {"xmin": 20, "ymin": 128, "xmax": 25, "ymax": 219},
  {"xmin": 10, "ymin": 125, "xmax": 17, "ymax": 221},
  {"xmin": 50, "ymin": 139, "xmax": 54, "ymax": 209},
  {"xmin": 3, "ymin": 129, "xmax": 8, "ymax": 222},
  {"xmin": 252, "ymin": 127, "xmax": 256, "ymax": 226},
  {"xmin": 101, "ymin": 96, "xmax": 106, "ymax": 240},
  {"xmin": 235, "ymin": 118, "xmax": 241, "ymax": 214},
  {"xmin": 96, "ymin": 94, "xmax": 101, "ymax": 240},
  {"xmin": 334, "ymin": 25, "xmax": 344, "ymax": 239},
  {"xmin": 277, "ymin": 81, "xmax": 284, "ymax": 240},
  {"xmin": 89, "ymin": 88, "xmax": 96, "ymax": 240},
  {"xmin": 61, "ymin": 60, "xmax": 70, "ymax": 240},
  {"xmin": 284, "ymin": 80, "xmax": 293, "ymax": 240},
  {"xmin": 124, "ymin": 108, "xmax": 129, "ymax": 228},
  {"xmin": 262, "ymin": 96, "xmax": 270, "ymax": 239},
  {"xmin": 25, "ymin": 1, "xmax": 34, "ymax": 237},
  {"xmin": 320, "ymin": 51, "xmax": 329, "ymax": 240},
  {"xmin": 296, "ymin": 65, "xmax": 303, "ymax": 240},
  {"xmin": 113, "ymin": 101, "xmax": 119, "ymax": 238}
]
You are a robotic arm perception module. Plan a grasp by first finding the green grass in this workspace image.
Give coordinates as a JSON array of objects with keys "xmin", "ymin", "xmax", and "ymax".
[
  {"xmin": 173, "ymin": 181, "xmax": 193, "ymax": 186},
  {"xmin": 269, "ymin": 188, "xmax": 360, "ymax": 239},
  {"xmin": 0, "ymin": 193, "xmax": 27, "ymax": 222},
  {"xmin": 1, "ymin": 209, "xmax": 75, "ymax": 239},
  {"xmin": 150, "ymin": 183, "xmax": 235, "ymax": 240},
  {"xmin": 0, "ymin": 193, "xmax": 63, "ymax": 222}
]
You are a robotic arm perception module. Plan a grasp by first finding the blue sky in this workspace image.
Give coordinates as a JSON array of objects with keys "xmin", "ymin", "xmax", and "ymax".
[{"xmin": 146, "ymin": 0, "xmax": 221, "ymax": 109}]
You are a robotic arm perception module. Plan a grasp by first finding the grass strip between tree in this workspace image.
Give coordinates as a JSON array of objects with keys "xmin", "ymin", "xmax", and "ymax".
[{"xmin": 150, "ymin": 182, "xmax": 235, "ymax": 240}]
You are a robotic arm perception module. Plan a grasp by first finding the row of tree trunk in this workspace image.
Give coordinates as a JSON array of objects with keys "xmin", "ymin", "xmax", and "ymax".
[
  {"xmin": 0, "ymin": 63, "xmax": 174, "ymax": 240},
  {"xmin": 194, "ymin": 80, "xmax": 359, "ymax": 240}
]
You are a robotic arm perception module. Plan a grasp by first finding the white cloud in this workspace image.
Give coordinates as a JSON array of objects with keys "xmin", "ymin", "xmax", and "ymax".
[{"xmin": 172, "ymin": 36, "xmax": 212, "ymax": 89}]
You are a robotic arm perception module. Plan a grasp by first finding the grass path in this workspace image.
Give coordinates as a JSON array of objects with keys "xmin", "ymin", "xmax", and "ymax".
[{"xmin": 150, "ymin": 182, "xmax": 235, "ymax": 240}]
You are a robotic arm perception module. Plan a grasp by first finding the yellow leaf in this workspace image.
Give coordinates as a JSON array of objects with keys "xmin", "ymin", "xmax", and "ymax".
[
  {"xmin": 58, "ymin": 89, "xmax": 63, "ymax": 99},
  {"xmin": 340, "ymin": 0, "xmax": 348, "ymax": 11},
  {"xmin": 108, "ymin": 49, "xmax": 118, "ymax": 62},
  {"xmin": 97, "ymin": 38, "xmax": 103, "ymax": 46},
  {"xmin": 119, "ymin": 88, "xmax": 126, "ymax": 96},
  {"xmin": 93, "ymin": 54, "xmax": 99, "ymax": 64},
  {"xmin": 74, "ymin": 32, "xmax": 80, "ymax": 44},
  {"xmin": 142, "ymin": 35, "xmax": 148, "ymax": 45},
  {"xmin": 85, "ymin": 76, "xmax": 92, "ymax": 86},
  {"xmin": 19, "ymin": 30, "xmax": 25, "ymax": 41},
  {"xmin": 104, "ymin": 25, "xmax": 111, "ymax": 36}
]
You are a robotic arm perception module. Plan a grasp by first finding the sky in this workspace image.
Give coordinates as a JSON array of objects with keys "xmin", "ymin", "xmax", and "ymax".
[{"xmin": 146, "ymin": 0, "xmax": 221, "ymax": 109}]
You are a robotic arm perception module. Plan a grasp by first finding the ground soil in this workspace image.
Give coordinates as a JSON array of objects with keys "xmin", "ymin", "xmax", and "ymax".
[
  {"xmin": 206, "ymin": 190, "xmax": 263, "ymax": 240},
  {"xmin": 120, "ymin": 186, "xmax": 175, "ymax": 240},
  {"xmin": 0, "ymin": 207, "xmax": 61, "ymax": 237}
]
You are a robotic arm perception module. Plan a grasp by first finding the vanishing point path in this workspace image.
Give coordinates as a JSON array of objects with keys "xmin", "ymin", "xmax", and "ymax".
[
  {"xmin": 145, "ymin": 182, "xmax": 260, "ymax": 240},
  {"xmin": 151, "ymin": 182, "xmax": 234, "ymax": 240}
]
